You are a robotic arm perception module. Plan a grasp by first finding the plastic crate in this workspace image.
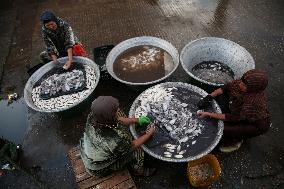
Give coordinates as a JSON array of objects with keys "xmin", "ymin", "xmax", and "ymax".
[{"xmin": 187, "ymin": 154, "xmax": 221, "ymax": 187}]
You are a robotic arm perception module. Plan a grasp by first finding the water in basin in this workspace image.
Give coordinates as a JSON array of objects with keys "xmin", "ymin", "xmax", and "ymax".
[
  {"xmin": 192, "ymin": 61, "xmax": 235, "ymax": 84},
  {"xmin": 113, "ymin": 45, "xmax": 175, "ymax": 83}
]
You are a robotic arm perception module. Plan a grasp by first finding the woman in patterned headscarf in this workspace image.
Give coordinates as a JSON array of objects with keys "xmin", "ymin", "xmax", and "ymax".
[
  {"xmin": 40, "ymin": 10, "xmax": 87, "ymax": 70},
  {"xmin": 197, "ymin": 69, "xmax": 271, "ymax": 152},
  {"xmin": 80, "ymin": 96, "xmax": 156, "ymax": 177}
]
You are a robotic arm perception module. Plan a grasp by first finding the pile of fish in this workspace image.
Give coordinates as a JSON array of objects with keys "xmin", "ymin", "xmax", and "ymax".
[
  {"xmin": 192, "ymin": 61, "xmax": 235, "ymax": 84},
  {"xmin": 188, "ymin": 163, "xmax": 215, "ymax": 181},
  {"xmin": 134, "ymin": 85, "xmax": 204, "ymax": 159},
  {"xmin": 121, "ymin": 46, "xmax": 161, "ymax": 67},
  {"xmin": 32, "ymin": 65, "xmax": 96, "ymax": 111},
  {"xmin": 40, "ymin": 69, "xmax": 85, "ymax": 99},
  {"xmin": 163, "ymin": 143, "xmax": 188, "ymax": 159}
]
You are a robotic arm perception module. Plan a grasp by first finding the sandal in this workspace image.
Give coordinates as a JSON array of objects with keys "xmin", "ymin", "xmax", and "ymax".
[
  {"xmin": 219, "ymin": 140, "xmax": 243, "ymax": 153},
  {"xmin": 131, "ymin": 167, "xmax": 157, "ymax": 177}
]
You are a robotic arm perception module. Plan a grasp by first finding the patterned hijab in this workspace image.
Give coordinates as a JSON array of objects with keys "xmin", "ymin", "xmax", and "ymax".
[
  {"xmin": 241, "ymin": 69, "xmax": 268, "ymax": 93},
  {"xmin": 241, "ymin": 69, "xmax": 269, "ymax": 121},
  {"xmin": 90, "ymin": 96, "xmax": 119, "ymax": 126},
  {"xmin": 227, "ymin": 69, "xmax": 269, "ymax": 121}
]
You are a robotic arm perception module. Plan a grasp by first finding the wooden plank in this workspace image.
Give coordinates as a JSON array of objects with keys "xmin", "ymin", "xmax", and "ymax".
[
  {"xmin": 111, "ymin": 179, "xmax": 137, "ymax": 189},
  {"xmin": 69, "ymin": 149, "xmax": 81, "ymax": 161},
  {"xmin": 68, "ymin": 146, "xmax": 137, "ymax": 189},
  {"xmin": 93, "ymin": 170, "xmax": 131, "ymax": 189},
  {"xmin": 74, "ymin": 161, "xmax": 88, "ymax": 175},
  {"xmin": 69, "ymin": 146, "xmax": 80, "ymax": 155},
  {"xmin": 78, "ymin": 172, "xmax": 116, "ymax": 189},
  {"xmin": 76, "ymin": 171, "xmax": 92, "ymax": 183},
  {"xmin": 78, "ymin": 170, "xmax": 131, "ymax": 189}
]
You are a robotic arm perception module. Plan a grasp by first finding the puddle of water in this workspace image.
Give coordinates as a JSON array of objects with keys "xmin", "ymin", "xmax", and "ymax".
[
  {"xmin": 113, "ymin": 45, "xmax": 175, "ymax": 83},
  {"xmin": 0, "ymin": 97, "xmax": 28, "ymax": 144}
]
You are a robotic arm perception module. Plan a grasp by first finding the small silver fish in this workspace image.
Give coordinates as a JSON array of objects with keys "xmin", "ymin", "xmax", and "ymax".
[
  {"xmin": 177, "ymin": 145, "xmax": 181, "ymax": 153},
  {"xmin": 174, "ymin": 154, "xmax": 183, "ymax": 159}
]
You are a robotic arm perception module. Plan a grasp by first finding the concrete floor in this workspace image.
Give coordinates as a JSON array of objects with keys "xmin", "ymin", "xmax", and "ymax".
[{"xmin": 0, "ymin": 0, "xmax": 284, "ymax": 188}]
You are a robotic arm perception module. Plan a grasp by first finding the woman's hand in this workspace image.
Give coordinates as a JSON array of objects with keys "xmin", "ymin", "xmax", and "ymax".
[
  {"xmin": 197, "ymin": 111, "xmax": 211, "ymax": 118},
  {"xmin": 146, "ymin": 124, "xmax": 156, "ymax": 135},
  {"xmin": 132, "ymin": 123, "xmax": 156, "ymax": 149},
  {"xmin": 51, "ymin": 54, "xmax": 58, "ymax": 63},
  {"xmin": 198, "ymin": 111, "xmax": 226, "ymax": 120},
  {"xmin": 63, "ymin": 60, "xmax": 72, "ymax": 70}
]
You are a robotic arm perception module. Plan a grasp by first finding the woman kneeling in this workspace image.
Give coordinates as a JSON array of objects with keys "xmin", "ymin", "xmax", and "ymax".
[{"xmin": 80, "ymin": 96, "xmax": 156, "ymax": 177}]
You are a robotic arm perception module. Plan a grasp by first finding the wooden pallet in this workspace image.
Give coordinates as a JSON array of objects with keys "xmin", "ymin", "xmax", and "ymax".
[{"xmin": 68, "ymin": 146, "xmax": 137, "ymax": 189}]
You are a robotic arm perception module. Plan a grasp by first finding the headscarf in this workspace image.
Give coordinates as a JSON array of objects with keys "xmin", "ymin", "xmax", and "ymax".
[
  {"xmin": 40, "ymin": 10, "xmax": 57, "ymax": 25},
  {"xmin": 240, "ymin": 69, "xmax": 269, "ymax": 121},
  {"xmin": 241, "ymin": 69, "xmax": 268, "ymax": 93},
  {"xmin": 224, "ymin": 69, "xmax": 269, "ymax": 122},
  {"xmin": 90, "ymin": 96, "xmax": 119, "ymax": 126}
]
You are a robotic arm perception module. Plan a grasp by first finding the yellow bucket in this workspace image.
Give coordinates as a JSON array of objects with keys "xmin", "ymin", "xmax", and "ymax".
[{"xmin": 187, "ymin": 154, "xmax": 221, "ymax": 187}]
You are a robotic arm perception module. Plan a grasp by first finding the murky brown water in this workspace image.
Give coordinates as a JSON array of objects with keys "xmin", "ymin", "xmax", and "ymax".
[
  {"xmin": 192, "ymin": 61, "xmax": 235, "ymax": 84},
  {"xmin": 113, "ymin": 45, "xmax": 175, "ymax": 83}
]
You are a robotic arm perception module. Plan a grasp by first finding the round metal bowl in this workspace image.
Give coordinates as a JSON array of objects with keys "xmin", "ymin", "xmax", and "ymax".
[
  {"xmin": 106, "ymin": 36, "xmax": 179, "ymax": 86},
  {"xmin": 24, "ymin": 56, "xmax": 100, "ymax": 113},
  {"xmin": 129, "ymin": 82, "xmax": 224, "ymax": 162},
  {"xmin": 180, "ymin": 37, "xmax": 255, "ymax": 86}
]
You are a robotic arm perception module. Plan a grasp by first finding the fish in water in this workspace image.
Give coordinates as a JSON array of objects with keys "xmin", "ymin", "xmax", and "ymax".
[
  {"xmin": 174, "ymin": 154, "xmax": 183, "ymax": 159},
  {"xmin": 178, "ymin": 150, "xmax": 186, "ymax": 155},
  {"xmin": 167, "ymin": 148, "xmax": 175, "ymax": 153},
  {"xmin": 32, "ymin": 65, "xmax": 97, "ymax": 111},
  {"xmin": 135, "ymin": 85, "xmax": 205, "ymax": 144},
  {"xmin": 40, "ymin": 69, "xmax": 85, "ymax": 97}
]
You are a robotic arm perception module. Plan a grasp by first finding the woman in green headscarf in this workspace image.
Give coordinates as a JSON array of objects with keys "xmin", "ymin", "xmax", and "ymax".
[{"xmin": 80, "ymin": 96, "xmax": 156, "ymax": 177}]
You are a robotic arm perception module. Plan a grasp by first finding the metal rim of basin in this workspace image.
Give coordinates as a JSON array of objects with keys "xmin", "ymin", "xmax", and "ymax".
[
  {"xmin": 129, "ymin": 82, "xmax": 224, "ymax": 162},
  {"xmin": 106, "ymin": 36, "xmax": 179, "ymax": 86},
  {"xmin": 24, "ymin": 56, "xmax": 100, "ymax": 113},
  {"xmin": 180, "ymin": 37, "xmax": 255, "ymax": 87}
]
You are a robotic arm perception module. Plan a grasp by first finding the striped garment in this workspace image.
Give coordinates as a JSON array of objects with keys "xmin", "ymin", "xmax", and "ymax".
[{"xmin": 222, "ymin": 69, "xmax": 270, "ymax": 122}]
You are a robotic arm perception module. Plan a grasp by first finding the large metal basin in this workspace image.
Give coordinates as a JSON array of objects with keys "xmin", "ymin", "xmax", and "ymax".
[
  {"xmin": 180, "ymin": 37, "xmax": 255, "ymax": 86},
  {"xmin": 129, "ymin": 82, "xmax": 223, "ymax": 162},
  {"xmin": 24, "ymin": 56, "xmax": 100, "ymax": 113},
  {"xmin": 106, "ymin": 36, "xmax": 179, "ymax": 86}
]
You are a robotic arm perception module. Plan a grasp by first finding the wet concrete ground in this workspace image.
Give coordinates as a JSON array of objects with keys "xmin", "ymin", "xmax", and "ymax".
[{"xmin": 0, "ymin": 0, "xmax": 284, "ymax": 188}]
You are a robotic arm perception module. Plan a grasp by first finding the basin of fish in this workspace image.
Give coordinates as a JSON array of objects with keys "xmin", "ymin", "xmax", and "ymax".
[
  {"xmin": 192, "ymin": 61, "xmax": 235, "ymax": 84},
  {"xmin": 31, "ymin": 62, "xmax": 97, "ymax": 111},
  {"xmin": 129, "ymin": 82, "xmax": 223, "ymax": 162}
]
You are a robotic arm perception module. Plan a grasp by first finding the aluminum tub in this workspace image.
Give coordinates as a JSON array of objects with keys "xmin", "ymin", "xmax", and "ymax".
[
  {"xmin": 180, "ymin": 37, "xmax": 255, "ymax": 86},
  {"xmin": 106, "ymin": 36, "xmax": 179, "ymax": 86},
  {"xmin": 24, "ymin": 56, "xmax": 100, "ymax": 113},
  {"xmin": 129, "ymin": 82, "xmax": 223, "ymax": 162}
]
